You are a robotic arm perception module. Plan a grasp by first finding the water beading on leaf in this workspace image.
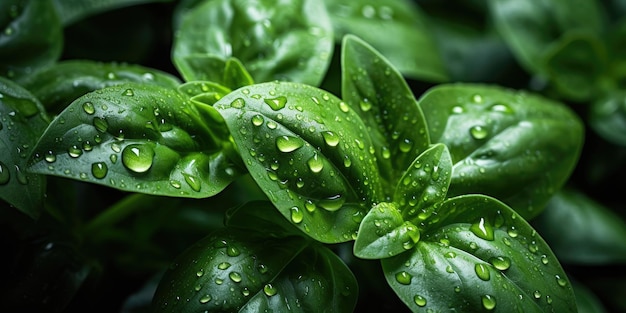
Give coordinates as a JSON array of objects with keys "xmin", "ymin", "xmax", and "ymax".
[
  {"xmin": 28, "ymin": 83, "xmax": 241, "ymax": 198},
  {"xmin": 419, "ymin": 84, "xmax": 584, "ymax": 219},
  {"xmin": 0, "ymin": 77, "xmax": 49, "ymax": 218},
  {"xmin": 16, "ymin": 60, "xmax": 182, "ymax": 115},
  {"xmin": 215, "ymin": 81, "xmax": 383, "ymax": 243},
  {"xmin": 342, "ymin": 35, "xmax": 430, "ymax": 192},
  {"xmin": 172, "ymin": 0, "xmax": 334, "ymax": 86},
  {"xmin": 382, "ymin": 195, "xmax": 577, "ymax": 312},
  {"xmin": 152, "ymin": 228, "xmax": 357, "ymax": 312}
]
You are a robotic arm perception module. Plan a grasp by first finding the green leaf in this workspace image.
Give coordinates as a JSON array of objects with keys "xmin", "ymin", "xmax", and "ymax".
[
  {"xmin": 16, "ymin": 60, "xmax": 181, "ymax": 115},
  {"xmin": 28, "ymin": 83, "xmax": 240, "ymax": 198},
  {"xmin": 0, "ymin": 77, "xmax": 49, "ymax": 219},
  {"xmin": 152, "ymin": 228, "xmax": 357, "ymax": 312},
  {"xmin": 394, "ymin": 143, "xmax": 452, "ymax": 222},
  {"xmin": 215, "ymin": 81, "xmax": 383, "ymax": 243},
  {"xmin": 0, "ymin": 0, "xmax": 63, "ymax": 78},
  {"xmin": 342, "ymin": 35, "xmax": 430, "ymax": 191},
  {"xmin": 225, "ymin": 201, "xmax": 306, "ymax": 239},
  {"xmin": 589, "ymin": 91, "xmax": 626, "ymax": 146},
  {"xmin": 324, "ymin": 0, "xmax": 448, "ymax": 82},
  {"xmin": 172, "ymin": 0, "xmax": 334, "ymax": 86},
  {"xmin": 419, "ymin": 84, "xmax": 584, "ymax": 219},
  {"xmin": 382, "ymin": 195, "xmax": 577, "ymax": 312},
  {"xmin": 353, "ymin": 202, "xmax": 420, "ymax": 259},
  {"xmin": 534, "ymin": 189, "xmax": 626, "ymax": 265},
  {"xmin": 223, "ymin": 57, "xmax": 255, "ymax": 90},
  {"xmin": 51, "ymin": 0, "xmax": 175, "ymax": 26},
  {"xmin": 543, "ymin": 31, "xmax": 606, "ymax": 101},
  {"xmin": 488, "ymin": 0, "xmax": 603, "ymax": 74}
]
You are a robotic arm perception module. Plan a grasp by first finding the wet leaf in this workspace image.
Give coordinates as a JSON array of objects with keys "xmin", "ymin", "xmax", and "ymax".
[
  {"xmin": 419, "ymin": 84, "xmax": 584, "ymax": 219},
  {"xmin": 51, "ymin": 0, "xmax": 175, "ymax": 26},
  {"xmin": 215, "ymin": 81, "xmax": 382, "ymax": 243},
  {"xmin": 28, "ymin": 83, "xmax": 240, "ymax": 198},
  {"xmin": 0, "ymin": 77, "xmax": 49, "ymax": 218},
  {"xmin": 382, "ymin": 195, "xmax": 577, "ymax": 313}
]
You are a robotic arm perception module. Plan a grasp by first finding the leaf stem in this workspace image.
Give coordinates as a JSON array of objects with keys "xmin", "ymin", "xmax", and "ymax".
[{"xmin": 82, "ymin": 193, "xmax": 158, "ymax": 234}]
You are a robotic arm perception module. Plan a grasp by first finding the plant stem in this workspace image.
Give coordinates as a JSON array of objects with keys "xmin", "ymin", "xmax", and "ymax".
[{"xmin": 83, "ymin": 193, "xmax": 157, "ymax": 234}]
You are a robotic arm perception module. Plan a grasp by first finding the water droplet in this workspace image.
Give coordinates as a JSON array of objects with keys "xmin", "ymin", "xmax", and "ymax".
[
  {"xmin": 199, "ymin": 294, "xmax": 211, "ymax": 304},
  {"xmin": 0, "ymin": 162, "xmax": 10, "ymax": 184},
  {"xmin": 82, "ymin": 140, "xmax": 93, "ymax": 151},
  {"xmin": 304, "ymin": 200, "xmax": 316, "ymax": 212},
  {"xmin": 217, "ymin": 262, "xmax": 231, "ymax": 270},
  {"xmin": 470, "ymin": 125, "xmax": 488, "ymax": 140},
  {"xmin": 490, "ymin": 103, "xmax": 514, "ymax": 114},
  {"xmin": 399, "ymin": 139, "xmax": 413, "ymax": 153},
  {"xmin": 343, "ymin": 155, "xmax": 352, "ymax": 168},
  {"xmin": 229, "ymin": 271, "xmax": 242, "ymax": 283},
  {"xmin": 122, "ymin": 144, "xmax": 154, "ymax": 173},
  {"xmin": 307, "ymin": 153, "xmax": 324, "ymax": 173},
  {"xmin": 395, "ymin": 271, "xmax": 412, "ymax": 285},
  {"xmin": 414, "ymin": 295, "xmax": 427, "ymax": 307},
  {"xmin": 338, "ymin": 101, "xmax": 350, "ymax": 112},
  {"xmin": 481, "ymin": 294, "xmax": 496, "ymax": 310},
  {"xmin": 318, "ymin": 194, "xmax": 345, "ymax": 211},
  {"xmin": 91, "ymin": 162, "xmax": 108, "ymax": 179},
  {"xmin": 533, "ymin": 290, "xmax": 542, "ymax": 299},
  {"xmin": 381, "ymin": 146, "xmax": 391, "ymax": 159},
  {"xmin": 264, "ymin": 96, "xmax": 287, "ymax": 111},
  {"xmin": 263, "ymin": 284, "xmax": 277, "ymax": 297},
  {"xmin": 474, "ymin": 263, "xmax": 491, "ymax": 281},
  {"xmin": 489, "ymin": 256, "xmax": 511, "ymax": 271},
  {"xmin": 227, "ymin": 246, "xmax": 241, "ymax": 257},
  {"xmin": 123, "ymin": 89, "xmax": 134, "ymax": 96},
  {"xmin": 276, "ymin": 135, "xmax": 304, "ymax": 152},
  {"xmin": 68, "ymin": 145, "xmax": 82, "ymax": 158},
  {"xmin": 82, "ymin": 102, "xmax": 95, "ymax": 115},
  {"xmin": 451, "ymin": 105, "xmax": 464, "ymax": 114},
  {"xmin": 290, "ymin": 206, "xmax": 303, "ymax": 224},
  {"xmin": 555, "ymin": 275, "xmax": 568, "ymax": 287},
  {"xmin": 507, "ymin": 227, "xmax": 518, "ymax": 238},
  {"xmin": 470, "ymin": 217, "xmax": 494, "ymax": 241},
  {"xmin": 44, "ymin": 151, "xmax": 56, "ymax": 163},
  {"xmin": 444, "ymin": 251, "xmax": 456, "ymax": 259},
  {"xmin": 251, "ymin": 114, "xmax": 264, "ymax": 126},
  {"xmin": 359, "ymin": 100, "xmax": 372, "ymax": 112},
  {"xmin": 196, "ymin": 269, "xmax": 204, "ymax": 277},
  {"xmin": 322, "ymin": 131, "xmax": 339, "ymax": 147},
  {"xmin": 93, "ymin": 117, "xmax": 108, "ymax": 133},
  {"xmin": 472, "ymin": 94, "xmax": 483, "ymax": 103},
  {"xmin": 183, "ymin": 173, "xmax": 201, "ymax": 192},
  {"xmin": 230, "ymin": 98, "xmax": 245, "ymax": 108}
]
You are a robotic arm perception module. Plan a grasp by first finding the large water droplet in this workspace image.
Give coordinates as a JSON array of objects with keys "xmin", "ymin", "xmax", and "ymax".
[
  {"xmin": 0, "ymin": 162, "xmax": 10, "ymax": 184},
  {"xmin": 68, "ymin": 145, "xmax": 83, "ymax": 158},
  {"xmin": 359, "ymin": 100, "xmax": 372, "ymax": 112},
  {"xmin": 229, "ymin": 271, "xmax": 242, "ymax": 283},
  {"xmin": 217, "ymin": 262, "xmax": 231, "ymax": 270},
  {"xmin": 489, "ymin": 103, "xmax": 514, "ymax": 114},
  {"xmin": 183, "ymin": 173, "xmax": 201, "ymax": 192},
  {"xmin": 318, "ymin": 194, "xmax": 345, "ymax": 211},
  {"xmin": 276, "ymin": 135, "xmax": 304, "ymax": 153},
  {"xmin": 230, "ymin": 98, "xmax": 245, "ymax": 108},
  {"xmin": 474, "ymin": 263, "xmax": 491, "ymax": 281},
  {"xmin": 470, "ymin": 217, "xmax": 494, "ymax": 241},
  {"xmin": 44, "ymin": 151, "xmax": 56, "ymax": 163},
  {"xmin": 470, "ymin": 125, "xmax": 488, "ymax": 140},
  {"xmin": 251, "ymin": 114, "xmax": 264, "ymax": 126},
  {"xmin": 413, "ymin": 295, "xmax": 427, "ymax": 307},
  {"xmin": 263, "ymin": 284, "xmax": 277, "ymax": 297},
  {"xmin": 322, "ymin": 131, "xmax": 339, "ymax": 147},
  {"xmin": 395, "ymin": 271, "xmax": 412, "ymax": 285},
  {"xmin": 489, "ymin": 256, "xmax": 511, "ymax": 271},
  {"xmin": 481, "ymin": 294, "xmax": 496, "ymax": 310},
  {"xmin": 122, "ymin": 144, "xmax": 154, "ymax": 173},
  {"xmin": 83, "ymin": 102, "xmax": 95, "ymax": 115},
  {"xmin": 91, "ymin": 162, "xmax": 108, "ymax": 179},
  {"xmin": 290, "ymin": 206, "xmax": 303, "ymax": 224},
  {"xmin": 399, "ymin": 138, "xmax": 413, "ymax": 153},
  {"xmin": 307, "ymin": 153, "xmax": 324, "ymax": 173},
  {"xmin": 264, "ymin": 96, "xmax": 287, "ymax": 111},
  {"xmin": 123, "ymin": 89, "xmax": 134, "ymax": 96},
  {"xmin": 199, "ymin": 294, "xmax": 211, "ymax": 304},
  {"xmin": 227, "ymin": 245, "xmax": 241, "ymax": 257}
]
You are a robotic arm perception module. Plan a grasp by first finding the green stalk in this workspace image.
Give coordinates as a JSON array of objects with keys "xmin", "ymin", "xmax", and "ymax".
[{"xmin": 82, "ymin": 193, "xmax": 158, "ymax": 234}]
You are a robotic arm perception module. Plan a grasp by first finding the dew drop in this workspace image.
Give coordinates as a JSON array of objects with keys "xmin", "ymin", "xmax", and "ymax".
[
  {"xmin": 183, "ymin": 173, "xmax": 201, "ymax": 192},
  {"xmin": 338, "ymin": 101, "xmax": 350, "ymax": 112},
  {"xmin": 482, "ymin": 294, "xmax": 496, "ymax": 310},
  {"xmin": 251, "ymin": 114, "xmax": 264, "ymax": 126},
  {"xmin": 470, "ymin": 125, "xmax": 488, "ymax": 140},
  {"xmin": 359, "ymin": 100, "xmax": 372, "ymax": 112},
  {"xmin": 413, "ymin": 295, "xmax": 427, "ymax": 307},
  {"xmin": 93, "ymin": 117, "xmax": 109, "ymax": 133},
  {"xmin": 68, "ymin": 145, "xmax": 82, "ymax": 158},
  {"xmin": 451, "ymin": 105, "xmax": 464, "ymax": 114},
  {"xmin": 322, "ymin": 131, "xmax": 339, "ymax": 147},
  {"xmin": 0, "ymin": 162, "xmax": 10, "ymax": 185},
  {"xmin": 555, "ymin": 275, "xmax": 568, "ymax": 287},
  {"xmin": 490, "ymin": 103, "xmax": 514, "ymax": 114},
  {"xmin": 122, "ymin": 144, "xmax": 154, "ymax": 173},
  {"xmin": 44, "ymin": 151, "xmax": 56, "ymax": 163},
  {"xmin": 474, "ymin": 263, "xmax": 491, "ymax": 281},
  {"xmin": 304, "ymin": 200, "xmax": 316, "ymax": 212},
  {"xmin": 489, "ymin": 256, "xmax": 511, "ymax": 271},
  {"xmin": 264, "ymin": 96, "xmax": 287, "ymax": 111},
  {"xmin": 82, "ymin": 102, "xmax": 95, "ymax": 115},
  {"xmin": 199, "ymin": 294, "xmax": 211, "ymax": 304},
  {"xmin": 472, "ymin": 94, "xmax": 483, "ymax": 103},
  {"xmin": 533, "ymin": 290, "xmax": 542, "ymax": 299},
  {"xmin": 230, "ymin": 98, "xmax": 245, "ymax": 108},
  {"xmin": 276, "ymin": 135, "xmax": 304, "ymax": 152},
  {"xmin": 318, "ymin": 194, "xmax": 345, "ymax": 212},
  {"xmin": 307, "ymin": 153, "xmax": 324, "ymax": 173},
  {"xmin": 395, "ymin": 271, "xmax": 412, "ymax": 285},
  {"xmin": 217, "ymin": 262, "xmax": 231, "ymax": 270},
  {"xmin": 196, "ymin": 269, "xmax": 204, "ymax": 277},
  {"xmin": 229, "ymin": 271, "xmax": 242, "ymax": 283},
  {"xmin": 399, "ymin": 138, "xmax": 413, "ymax": 153},
  {"xmin": 290, "ymin": 206, "xmax": 303, "ymax": 224},
  {"xmin": 91, "ymin": 162, "xmax": 108, "ymax": 179},
  {"xmin": 263, "ymin": 284, "xmax": 277, "ymax": 297},
  {"xmin": 381, "ymin": 146, "xmax": 391, "ymax": 159},
  {"xmin": 227, "ymin": 246, "xmax": 241, "ymax": 257},
  {"xmin": 470, "ymin": 217, "xmax": 494, "ymax": 241}
]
